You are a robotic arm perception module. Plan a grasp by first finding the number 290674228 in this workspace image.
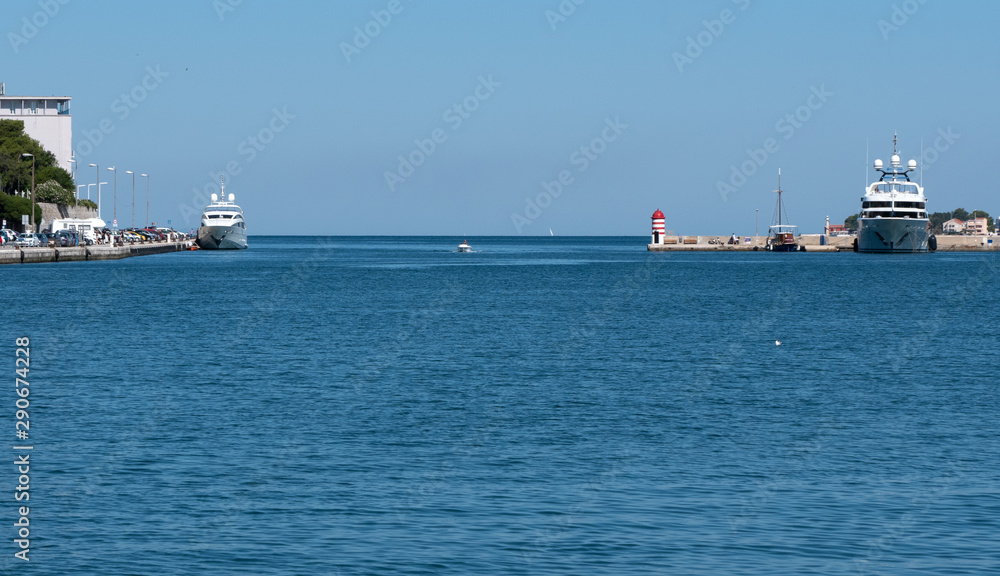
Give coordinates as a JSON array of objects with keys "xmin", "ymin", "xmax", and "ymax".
[{"xmin": 15, "ymin": 337, "xmax": 30, "ymax": 439}]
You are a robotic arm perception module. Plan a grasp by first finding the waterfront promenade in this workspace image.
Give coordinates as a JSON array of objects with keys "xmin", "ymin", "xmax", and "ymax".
[
  {"xmin": 648, "ymin": 234, "xmax": 999, "ymax": 252},
  {"xmin": 0, "ymin": 240, "xmax": 195, "ymax": 265}
]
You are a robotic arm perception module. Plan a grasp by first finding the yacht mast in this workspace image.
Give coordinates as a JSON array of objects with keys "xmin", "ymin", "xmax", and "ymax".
[{"xmin": 777, "ymin": 168, "xmax": 782, "ymax": 228}]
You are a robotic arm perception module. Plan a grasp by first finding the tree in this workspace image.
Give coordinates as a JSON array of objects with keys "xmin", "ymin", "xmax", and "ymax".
[
  {"xmin": 0, "ymin": 193, "xmax": 42, "ymax": 232},
  {"xmin": 844, "ymin": 213, "xmax": 859, "ymax": 231},
  {"xmin": 929, "ymin": 212, "xmax": 952, "ymax": 233},
  {"xmin": 951, "ymin": 207, "xmax": 969, "ymax": 221},
  {"xmin": 0, "ymin": 119, "xmax": 74, "ymax": 197}
]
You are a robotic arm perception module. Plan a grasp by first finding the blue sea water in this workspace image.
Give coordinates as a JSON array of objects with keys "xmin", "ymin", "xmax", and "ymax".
[{"xmin": 3, "ymin": 236, "xmax": 999, "ymax": 575}]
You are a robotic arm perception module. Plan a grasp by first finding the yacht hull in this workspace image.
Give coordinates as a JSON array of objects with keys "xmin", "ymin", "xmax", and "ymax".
[
  {"xmin": 858, "ymin": 218, "xmax": 928, "ymax": 253},
  {"xmin": 196, "ymin": 225, "xmax": 247, "ymax": 250}
]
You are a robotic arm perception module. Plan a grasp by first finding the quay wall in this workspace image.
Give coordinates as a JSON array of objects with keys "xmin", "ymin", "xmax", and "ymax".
[
  {"xmin": 0, "ymin": 240, "xmax": 195, "ymax": 265},
  {"xmin": 39, "ymin": 202, "xmax": 99, "ymax": 227},
  {"xmin": 648, "ymin": 235, "xmax": 998, "ymax": 252}
]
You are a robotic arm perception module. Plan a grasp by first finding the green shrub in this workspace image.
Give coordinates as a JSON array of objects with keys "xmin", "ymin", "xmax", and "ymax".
[{"xmin": 35, "ymin": 179, "xmax": 74, "ymax": 204}]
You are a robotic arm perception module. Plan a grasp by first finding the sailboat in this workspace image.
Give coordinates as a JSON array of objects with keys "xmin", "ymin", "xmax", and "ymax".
[{"xmin": 766, "ymin": 169, "xmax": 800, "ymax": 252}]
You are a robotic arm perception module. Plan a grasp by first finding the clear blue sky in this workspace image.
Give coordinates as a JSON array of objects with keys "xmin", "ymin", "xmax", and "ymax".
[{"xmin": 6, "ymin": 0, "xmax": 998, "ymax": 235}]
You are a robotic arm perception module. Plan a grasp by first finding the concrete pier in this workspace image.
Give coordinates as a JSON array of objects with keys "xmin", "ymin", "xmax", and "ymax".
[
  {"xmin": 648, "ymin": 234, "xmax": 999, "ymax": 252},
  {"xmin": 0, "ymin": 240, "xmax": 195, "ymax": 265}
]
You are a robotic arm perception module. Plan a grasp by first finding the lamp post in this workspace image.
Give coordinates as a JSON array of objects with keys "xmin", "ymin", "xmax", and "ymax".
[
  {"xmin": 76, "ymin": 185, "xmax": 85, "ymax": 218},
  {"xmin": 21, "ymin": 154, "xmax": 34, "ymax": 232},
  {"xmin": 140, "ymin": 174, "xmax": 149, "ymax": 228},
  {"xmin": 107, "ymin": 166, "xmax": 118, "ymax": 233},
  {"xmin": 126, "ymin": 170, "xmax": 135, "ymax": 229},
  {"xmin": 755, "ymin": 208, "xmax": 759, "ymax": 244},
  {"xmin": 69, "ymin": 157, "xmax": 78, "ymax": 219},
  {"xmin": 89, "ymin": 163, "xmax": 100, "ymax": 219}
]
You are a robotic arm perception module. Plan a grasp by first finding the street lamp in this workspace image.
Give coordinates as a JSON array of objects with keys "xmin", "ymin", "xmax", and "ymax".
[
  {"xmin": 140, "ymin": 174, "xmax": 149, "ymax": 228},
  {"xmin": 125, "ymin": 170, "xmax": 135, "ymax": 229},
  {"xmin": 755, "ymin": 208, "xmax": 759, "ymax": 243},
  {"xmin": 89, "ymin": 163, "xmax": 100, "ymax": 219},
  {"xmin": 69, "ymin": 157, "xmax": 78, "ymax": 219},
  {"xmin": 107, "ymin": 166, "xmax": 117, "ymax": 231},
  {"xmin": 21, "ymin": 153, "xmax": 34, "ymax": 232}
]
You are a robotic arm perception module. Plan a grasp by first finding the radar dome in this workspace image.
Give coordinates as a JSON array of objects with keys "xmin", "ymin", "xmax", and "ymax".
[
  {"xmin": 891, "ymin": 154, "xmax": 901, "ymax": 167},
  {"xmin": 228, "ymin": 193, "xmax": 235, "ymax": 202},
  {"xmin": 874, "ymin": 159, "xmax": 883, "ymax": 170},
  {"xmin": 211, "ymin": 193, "xmax": 218, "ymax": 202},
  {"xmin": 908, "ymin": 159, "xmax": 917, "ymax": 170}
]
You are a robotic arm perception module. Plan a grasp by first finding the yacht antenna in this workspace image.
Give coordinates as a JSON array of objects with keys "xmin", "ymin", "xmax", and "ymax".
[{"xmin": 865, "ymin": 138, "xmax": 869, "ymax": 191}]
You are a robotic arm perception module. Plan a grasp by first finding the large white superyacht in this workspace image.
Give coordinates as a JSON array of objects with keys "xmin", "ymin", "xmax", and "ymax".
[
  {"xmin": 856, "ymin": 135, "xmax": 934, "ymax": 253},
  {"xmin": 196, "ymin": 178, "xmax": 248, "ymax": 250}
]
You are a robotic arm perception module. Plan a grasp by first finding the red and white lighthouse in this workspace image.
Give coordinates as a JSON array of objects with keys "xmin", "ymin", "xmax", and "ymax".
[{"xmin": 651, "ymin": 209, "xmax": 665, "ymax": 244}]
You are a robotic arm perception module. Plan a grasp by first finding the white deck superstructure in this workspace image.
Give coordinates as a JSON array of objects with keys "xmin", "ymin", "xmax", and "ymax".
[
  {"xmin": 857, "ymin": 135, "xmax": 932, "ymax": 253},
  {"xmin": 196, "ymin": 179, "xmax": 247, "ymax": 250}
]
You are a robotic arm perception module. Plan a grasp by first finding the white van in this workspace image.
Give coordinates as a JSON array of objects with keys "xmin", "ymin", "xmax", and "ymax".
[{"xmin": 50, "ymin": 218, "xmax": 106, "ymax": 245}]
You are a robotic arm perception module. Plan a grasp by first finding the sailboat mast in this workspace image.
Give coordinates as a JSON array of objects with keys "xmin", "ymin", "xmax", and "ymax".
[{"xmin": 777, "ymin": 168, "xmax": 782, "ymax": 228}]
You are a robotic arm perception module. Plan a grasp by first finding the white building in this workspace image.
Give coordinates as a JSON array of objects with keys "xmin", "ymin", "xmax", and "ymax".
[
  {"xmin": 942, "ymin": 218, "xmax": 965, "ymax": 234},
  {"xmin": 0, "ymin": 84, "xmax": 72, "ymax": 173}
]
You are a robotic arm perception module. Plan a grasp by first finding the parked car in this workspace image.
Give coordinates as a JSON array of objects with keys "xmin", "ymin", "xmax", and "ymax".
[
  {"xmin": 36, "ymin": 232, "xmax": 55, "ymax": 247},
  {"xmin": 143, "ymin": 228, "xmax": 165, "ymax": 241},
  {"xmin": 54, "ymin": 230, "xmax": 79, "ymax": 247},
  {"xmin": 122, "ymin": 231, "xmax": 143, "ymax": 243},
  {"xmin": 130, "ymin": 229, "xmax": 152, "ymax": 242},
  {"xmin": 13, "ymin": 234, "xmax": 40, "ymax": 247},
  {"xmin": 0, "ymin": 229, "xmax": 17, "ymax": 243}
]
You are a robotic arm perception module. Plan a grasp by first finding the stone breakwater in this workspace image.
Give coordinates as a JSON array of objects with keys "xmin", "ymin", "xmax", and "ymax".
[
  {"xmin": 0, "ymin": 240, "xmax": 195, "ymax": 265},
  {"xmin": 648, "ymin": 235, "xmax": 999, "ymax": 252}
]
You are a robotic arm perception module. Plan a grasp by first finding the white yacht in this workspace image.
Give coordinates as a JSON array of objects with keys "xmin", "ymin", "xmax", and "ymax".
[
  {"xmin": 196, "ymin": 178, "xmax": 247, "ymax": 250},
  {"xmin": 857, "ymin": 135, "xmax": 934, "ymax": 253},
  {"xmin": 457, "ymin": 239, "xmax": 472, "ymax": 252}
]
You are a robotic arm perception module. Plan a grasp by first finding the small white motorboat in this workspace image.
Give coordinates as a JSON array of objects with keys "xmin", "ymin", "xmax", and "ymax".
[{"xmin": 457, "ymin": 239, "xmax": 472, "ymax": 252}]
